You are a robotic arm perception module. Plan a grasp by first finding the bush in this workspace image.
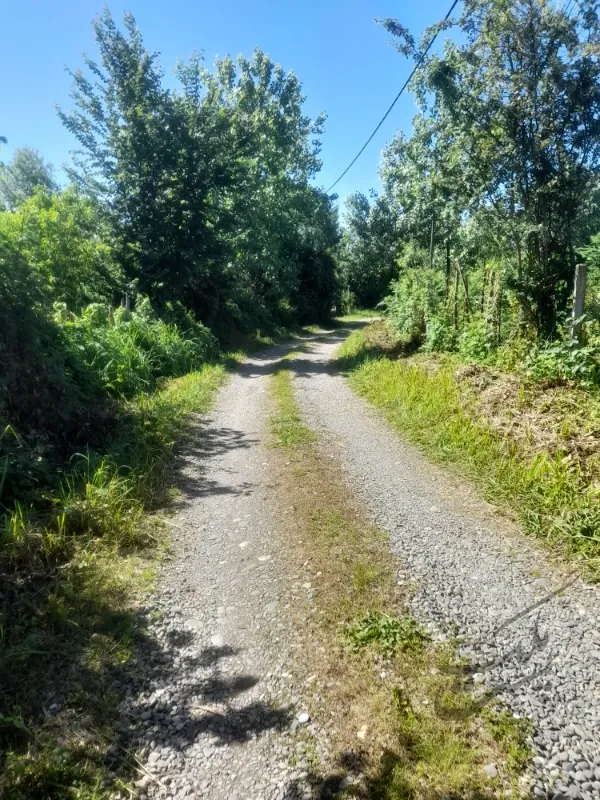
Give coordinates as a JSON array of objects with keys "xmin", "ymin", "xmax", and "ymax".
[
  {"xmin": 0, "ymin": 187, "xmax": 123, "ymax": 311},
  {"xmin": 386, "ymin": 269, "xmax": 446, "ymax": 347},
  {"xmin": 525, "ymin": 336, "xmax": 600, "ymax": 388},
  {"xmin": 56, "ymin": 297, "xmax": 217, "ymax": 397},
  {"xmin": 457, "ymin": 315, "xmax": 496, "ymax": 362},
  {"xmin": 423, "ymin": 314, "xmax": 458, "ymax": 353},
  {"xmin": 0, "ymin": 257, "xmax": 217, "ymax": 506}
]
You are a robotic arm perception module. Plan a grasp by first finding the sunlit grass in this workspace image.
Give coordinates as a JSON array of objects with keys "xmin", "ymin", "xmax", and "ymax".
[
  {"xmin": 270, "ymin": 353, "xmax": 317, "ymax": 448},
  {"xmin": 337, "ymin": 328, "xmax": 600, "ymax": 577},
  {"xmin": 0, "ymin": 363, "xmax": 225, "ymax": 797}
]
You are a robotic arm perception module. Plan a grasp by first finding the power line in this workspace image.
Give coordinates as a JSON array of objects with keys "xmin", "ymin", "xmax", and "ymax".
[{"xmin": 326, "ymin": 0, "xmax": 461, "ymax": 195}]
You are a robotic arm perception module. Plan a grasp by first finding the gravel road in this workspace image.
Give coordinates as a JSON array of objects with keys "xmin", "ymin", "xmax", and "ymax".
[
  {"xmin": 120, "ymin": 326, "xmax": 600, "ymax": 800},
  {"xmin": 292, "ymin": 329, "xmax": 600, "ymax": 800},
  {"xmin": 120, "ymin": 342, "xmax": 332, "ymax": 800}
]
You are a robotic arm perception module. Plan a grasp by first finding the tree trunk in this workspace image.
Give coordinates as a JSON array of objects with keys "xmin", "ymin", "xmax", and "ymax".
[
  {"xmin": 480, "ymin": 267, "xmax": 487, "ymax": 314},
  {"xmin": 445, "ymin": 239, "xmax": 451, "ymax": 300},
  {"xmin": 429, "ymin": 216, "xmax": 435, "ymax": 269},
  {"xmin": 497, "ymin": 274, "xmax": 502, "ymax": 342},
  {"xmin": 456, "ymin": 260, "xmax": 472, "ymax": 315}
]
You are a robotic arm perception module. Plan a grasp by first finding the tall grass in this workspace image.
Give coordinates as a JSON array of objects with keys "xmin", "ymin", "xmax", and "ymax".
[
  {"xmin": 337, "ymin": 329, "xmax": 600, "ymax": 576},
  {"xmin": 55, "ymin": 297, "xmax": 217, "ymax": 397},
  {"xmin": 1, "ymin": 365, "xmax": 225, "ymax": 565},
  {"xmin": 0, "ymin": 364, "xmax": 224, "ymax": 798}
]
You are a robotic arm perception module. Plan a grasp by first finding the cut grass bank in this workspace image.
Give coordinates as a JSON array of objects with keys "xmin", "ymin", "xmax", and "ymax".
[
  {"xmin": 0, "ymin": 364, "xmax": 225, "ymax": 799},
  {"xmin": 269, "ymin": 357, "xmax": 532, "ymax": 799},
  {"xmin": 337, "ymin": 324, "xmax": 600, "ymax": 578}
]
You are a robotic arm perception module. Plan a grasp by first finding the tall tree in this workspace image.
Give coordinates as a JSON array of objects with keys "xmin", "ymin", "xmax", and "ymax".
[
  {"xmin": 340, "ymin": 191, "xmax": 398, "ymax": 308},
  {"xmin": 59, "ymin": 11, "xmax": 335, "ymax": 327},
  {"xmin": 0, "ymin": 147, "xmax": 56, "ymax": 209},
  {"xmin": 382, "ymin": 0, "xmax": 600, "ymax": 336}
]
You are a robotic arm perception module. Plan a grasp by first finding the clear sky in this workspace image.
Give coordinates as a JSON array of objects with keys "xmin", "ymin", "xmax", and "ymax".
[{"xmin": 0, "ymin": 0, "xmax": 456, "ymax": 206}]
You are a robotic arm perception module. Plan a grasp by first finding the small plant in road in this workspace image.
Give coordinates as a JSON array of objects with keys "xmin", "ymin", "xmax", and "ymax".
[{"xmin": 345, "ymin": 610, "xmax": 430, "ymax": 656}]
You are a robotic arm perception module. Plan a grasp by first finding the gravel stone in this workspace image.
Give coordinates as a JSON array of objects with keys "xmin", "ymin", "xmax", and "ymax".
[
  {"xmin": 116, "ymin": 342, "xmax": 336, "ymax": 799},
  {"xmin": 292, "ymin": 327, "xmax": 600, "ymax": 796}
]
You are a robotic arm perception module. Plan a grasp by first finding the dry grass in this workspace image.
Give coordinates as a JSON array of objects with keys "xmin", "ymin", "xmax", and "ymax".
[
  {"xmin": 269, "ymin": 360, "xmax": 531, "ymax": 799},
  {"xmin": 455, "ymin": 363, "xmax": 600, "ymax": 484}
]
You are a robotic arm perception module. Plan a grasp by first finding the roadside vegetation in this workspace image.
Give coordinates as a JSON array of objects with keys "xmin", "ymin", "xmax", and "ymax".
[
  {"xmin": 0, "ymin": 11, "xmax": 341, "ymax": 796},
  {"xmin": 269, "ymin": 355, "xmax": 532, "ymax": 798},
  {"xmin": 4, "ymin": 0, "xmax": 600, "ymax": 792},
  {"xmin": 337, "ymin": 0, "xmax": 600, "ymax": 578},
  {"xmin": 338, "ymin": 323, "xmax": 600, "ymax": 578}
]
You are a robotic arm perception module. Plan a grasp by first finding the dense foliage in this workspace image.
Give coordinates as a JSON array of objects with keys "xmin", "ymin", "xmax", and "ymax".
[
  {"xmin": 0, "ymin": 11, "xmax": 340, "ymax": 512},
  {"xmin": 59, "ymin": 11, "xmax": 339, "ymax": 332},
  {"xmin": 341, "ymin": 0, "xmax": 600, "ymax": 383}
]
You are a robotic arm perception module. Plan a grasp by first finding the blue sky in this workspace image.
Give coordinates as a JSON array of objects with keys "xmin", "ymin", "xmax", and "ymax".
[{"xmin": 1, "ymin": 0, "xmax": 456, "ymax": 206}]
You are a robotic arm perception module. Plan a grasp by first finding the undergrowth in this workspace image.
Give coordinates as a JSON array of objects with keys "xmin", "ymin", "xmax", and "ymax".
[
  {"xmin": 269, "ymin": 358, "xmax": 531, "ymax": 798},
  {"xmin": 337, "ymin": 325, "xmax": 600, "ymax": 578}
]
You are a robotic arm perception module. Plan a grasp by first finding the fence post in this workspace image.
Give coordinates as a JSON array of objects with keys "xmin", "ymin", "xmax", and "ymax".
[{"xmin": 571, "ymin": 263, "xmax": 587, "ymax": 342}]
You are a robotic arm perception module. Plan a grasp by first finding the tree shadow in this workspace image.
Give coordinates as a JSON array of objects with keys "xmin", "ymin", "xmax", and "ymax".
[
  {"xmin": 282, "ymin": 745, "xmax": 501, "ymax": 799},
  {"xmin": 168, "ymin": 422, "xmax": 259, "ymax": 506}
]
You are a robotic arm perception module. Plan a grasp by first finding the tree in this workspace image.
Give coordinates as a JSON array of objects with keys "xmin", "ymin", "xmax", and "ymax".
[
  {"xmin": 58, "ymin": 10, "xmax": 335, "ymax": 329},
  {"xmin": 340, "ymin": 191, "xmax": 398, "ymax": 308},
  {"xmin": 0, "ymin": 146, "xmax": 56, "ymax": 209},
  {"xmin": 382, "ymin": 0, "xmax": 600, "ymax": 337},
  {"xmin": 0, "ymin": 187, "xmax": 122, "ymax": 310}
]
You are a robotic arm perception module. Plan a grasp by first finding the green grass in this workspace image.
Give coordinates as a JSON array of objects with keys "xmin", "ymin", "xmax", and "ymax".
[
  {"xmin": 483, "ymin": 709, "xmax": 534, "ymax": 775},
  {"xmin": 0, "ymin": 364, "xmax": 225, "ymax": 798},
  {"xmin": 270, "ymin": 353, "xmax": 317, "ymax": 448},
  {"xmin": 337, "ymin": 328, "xmax": 600, "ymax": 578},
  {"xmin": 335, "ymin": 308, "xmax": 381, "ymax": 322}
]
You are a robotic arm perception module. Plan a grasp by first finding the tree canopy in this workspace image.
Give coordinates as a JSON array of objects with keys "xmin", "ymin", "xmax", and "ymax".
[
  {"xmin": 0, "ymin": 146, "xmax": 56, "ymax": 209},
  {"xmin": 58, "ymin": 11, "xmax": 339, "ymax": 331},
  {"xmin": 343, "ymin": 0, "xmax": 600, "ymax": 354}
]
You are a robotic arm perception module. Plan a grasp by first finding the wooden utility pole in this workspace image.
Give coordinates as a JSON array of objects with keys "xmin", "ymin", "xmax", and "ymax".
[{"xmin": 570, "ymin": 263, "xmax": 587, "ymax": 342}]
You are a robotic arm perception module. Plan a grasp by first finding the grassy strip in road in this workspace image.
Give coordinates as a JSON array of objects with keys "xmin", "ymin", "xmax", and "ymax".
[
  {"xmin": 0, "ymin": 364, "xmax": 225, "ymax": 798},
  {"xmin": 271, "ymin": 352, "xmax": 317, "ymax": 448},
  {"xmin": 269, "ymin": 359, "xmax": 531, "ymax": 799},
  {"xmin": 337, "ymin": 326, "xmax": 600, "ymax": 578}
]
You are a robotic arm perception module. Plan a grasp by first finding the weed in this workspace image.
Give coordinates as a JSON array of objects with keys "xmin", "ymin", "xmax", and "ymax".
[
  {"xmin": 345, "ymin": 611, "xmax": 430, "ymax": 656},
  {"xmin": 483, "ymin": 708, "xmax": 533, "ymax": 773}
]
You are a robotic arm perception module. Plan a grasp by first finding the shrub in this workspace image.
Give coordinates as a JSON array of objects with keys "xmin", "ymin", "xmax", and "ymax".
[
  {"xmin": 56, "ymin": 297, "xmax": 217, "ymax": 397},
  {"xmin": 386, "ymin": 269, "xmax": 447, "ymax": 347},
  {"xmin": 524, "ymin": 336, "xmax": 600, "ymax": 388},
  {"xmin": 458, "ymin": 315, "xmax": 496, "ymax": 362},
  {"xmin": 423, "ymin": 314, "xmax": 458, "ymax": 353}
]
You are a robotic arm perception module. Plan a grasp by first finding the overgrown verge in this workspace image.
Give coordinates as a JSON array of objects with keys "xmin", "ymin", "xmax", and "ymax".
[
  {"xmin": 0, "ymin": 358, "xmax": 225, "ymax": 797},
  {"xmin": 337, "ymin": 323, "xmax": 600, "ymax": 578},
  {"xmin": 269, "ymin": 358, "xmax": 531, "ymax": 798}
]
